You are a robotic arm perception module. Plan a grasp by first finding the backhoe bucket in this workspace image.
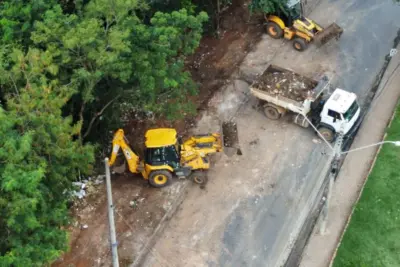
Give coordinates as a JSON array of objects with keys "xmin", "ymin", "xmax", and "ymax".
[
  {"xmin": 221, "ymin": 121, "xmax": 242, "ymax": 157},
  {"xmin": 314, "ymin": 23, "xmax": 343, "ymax": 47}
]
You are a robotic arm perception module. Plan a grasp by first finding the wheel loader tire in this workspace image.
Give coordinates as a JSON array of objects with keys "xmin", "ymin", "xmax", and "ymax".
[
  {"xmin": 266, "ymin": 22, "xmax": 283, "ymax": 39},
  {"xmin": 292, "ymin": 38, "xmax": 308, "ymax": 52},
  {"xmin": 318, "ymin": 127, "xmax": 335, "ymax": 142},
  {"xmin": 191, "ymin": 171, "xmax": 208, "ymax": 185},
  {"xmin": 148, "ymin": 170, "xmax": 172, "ymax": 188},
  {"xmin": 264, "ymin": 105, "xmax": 282, "ymax": 120}
]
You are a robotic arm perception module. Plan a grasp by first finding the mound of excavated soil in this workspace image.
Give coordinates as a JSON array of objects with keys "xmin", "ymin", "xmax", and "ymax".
[{"xmin": 252, "ymin": 71, "xmax": 317, "ymax": 102}]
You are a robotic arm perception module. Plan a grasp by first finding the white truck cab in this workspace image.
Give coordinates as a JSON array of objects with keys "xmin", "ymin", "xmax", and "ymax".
[{"xmin": 319, "ymin": 88, "xmax": 360, "ymax": 138}]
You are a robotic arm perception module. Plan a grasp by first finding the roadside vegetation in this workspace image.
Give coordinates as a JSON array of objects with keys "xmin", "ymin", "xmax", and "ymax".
[
  {"xmin": 333, "ymin": 104, "xmax": 400, "ymax": 267},
  {"xmin": 0, "ymin": 0, "xmax": 285, "ymax": 265}
]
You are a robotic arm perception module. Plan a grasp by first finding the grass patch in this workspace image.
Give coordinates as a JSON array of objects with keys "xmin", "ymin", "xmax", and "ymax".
[{"xmin": 333, "ymin": 104, "xmax": 400, "ymax": 267}]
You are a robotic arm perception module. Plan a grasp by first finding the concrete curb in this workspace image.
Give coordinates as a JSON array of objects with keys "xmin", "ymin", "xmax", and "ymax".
[{"xmin": 130, "ymin": 181, "xmax": 190, "ymax": 267}]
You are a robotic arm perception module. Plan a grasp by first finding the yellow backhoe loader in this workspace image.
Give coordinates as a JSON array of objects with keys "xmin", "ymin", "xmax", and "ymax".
[
  {"xmin": 108, "ymin": 122, "xmax": 240, "ymax": 188},
  {"xmin": 265, "ymin": 0, "xmax": 343, "ymax": 51}
]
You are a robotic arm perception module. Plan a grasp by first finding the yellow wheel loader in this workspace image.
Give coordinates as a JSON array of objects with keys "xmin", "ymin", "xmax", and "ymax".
[
  {"xmin": 265, "ymin": 0, "xmax": 343, "ymax": 51},
  {"xmin": 108, "ymin": 123, "xmax": 241, "ymax": 188}
]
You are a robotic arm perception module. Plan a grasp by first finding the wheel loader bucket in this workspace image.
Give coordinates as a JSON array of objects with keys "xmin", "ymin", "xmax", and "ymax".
[
  {"xmin": 221, "ymin": 120, "xmax": 242, "ymax": 157},
  {"xmin": 314, "ymin": 23, "xmax": 343, "ymax": 47}
]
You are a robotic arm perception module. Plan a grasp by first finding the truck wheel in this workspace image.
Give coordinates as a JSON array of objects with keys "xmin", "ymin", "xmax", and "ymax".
[
  {"xmin": 264, "ymin": 106, "xmax": 282, "ymax": 120},
  {"xmin": 318, "ymin": 127, "xmax": 334, "ymax": 142},
  {"xmin": 148, "ymin": 170, "xmax": 172, "ymax": 188},
  {"xmin": 266, "ymin": 22, "xmax": 283, "ymax": 39},
  {"xmin": 293, "ymin": 38, "xmax": 308, "ymax": 51}
]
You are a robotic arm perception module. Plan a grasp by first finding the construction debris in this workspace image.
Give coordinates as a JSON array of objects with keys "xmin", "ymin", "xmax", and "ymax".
[
  {"xmin": 70, "ymin": 175, "xmax": 105, "ymax": 199},
  {"xmin": 252, "ymin": 70, "xmax": 317, "ymax": 102}
]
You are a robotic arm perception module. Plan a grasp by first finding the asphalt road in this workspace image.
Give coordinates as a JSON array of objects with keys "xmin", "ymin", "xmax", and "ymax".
[
  {"xmin": 328, "ymin": 0, "xmax": 400, "ymax": 101},
  {"xmin": 219, "ymin": 1, "xmax": 400, "ymax": 266},
  {"xmin": 140, "ymin": 1, "xmax": 400, "ymax": 266}
]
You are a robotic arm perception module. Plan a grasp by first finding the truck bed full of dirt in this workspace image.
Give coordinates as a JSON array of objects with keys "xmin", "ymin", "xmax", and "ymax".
[{"xmin": 252, "ymin": 66, "xmax": 318, "ymax": 102}]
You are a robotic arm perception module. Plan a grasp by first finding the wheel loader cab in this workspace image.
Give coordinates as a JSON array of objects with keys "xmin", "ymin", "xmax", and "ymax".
[{"xmin": 286, "ymin": 0, "xmax": 302, "ymax": 20}]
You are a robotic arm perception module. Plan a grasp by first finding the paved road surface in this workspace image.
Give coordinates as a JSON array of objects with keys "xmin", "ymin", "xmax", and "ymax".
[{"xmin": 140, "ymin": 1, "xmax": 400, "ymax": 266}]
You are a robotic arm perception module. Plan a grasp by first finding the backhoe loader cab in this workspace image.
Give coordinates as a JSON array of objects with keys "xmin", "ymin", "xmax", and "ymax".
[
  {"xmin": 144, "ymin": 129, "xmax": 180, "ymax": 169},
  {"xmin": 108, "ymin": 127, "xmax": 229, "ymax": 188}
]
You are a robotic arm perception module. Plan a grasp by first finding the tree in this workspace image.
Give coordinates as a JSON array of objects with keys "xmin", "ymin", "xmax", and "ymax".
[
  {"xmin": 0, "ymin": 0, "xmax": 57, "ymax": 46},
  {"xmin": 0, "ymin": 48, "xmax": 94, "ymax": 266},
  {"xmin": 0, "ymin": 1, "xmax": 208, "ymax": 264},
  {"xmin": 249, "ymin": 0, "xmax": 289, "ymax": 14},
  {"xmin": 29, "ymin": 1, "xmax": 208, "ymax": 139}
]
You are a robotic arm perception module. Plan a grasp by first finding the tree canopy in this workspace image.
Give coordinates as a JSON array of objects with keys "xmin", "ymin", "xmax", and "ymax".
[
  {"xmin": 0, "ymin": 48, "xmax": 95, "ymax": 266},
  {"xmin": 0, "ymin": 0, "xmax": 208, "ymax": 265},
  {"xmin": 249, "ymin": 0, "xmax": 289, "ymax": 15}
]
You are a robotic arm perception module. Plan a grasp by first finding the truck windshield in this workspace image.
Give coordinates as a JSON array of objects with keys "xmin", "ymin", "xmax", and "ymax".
[{"xmin": 343, "ymin": 100, "xmax": 359, "ymax": 121}]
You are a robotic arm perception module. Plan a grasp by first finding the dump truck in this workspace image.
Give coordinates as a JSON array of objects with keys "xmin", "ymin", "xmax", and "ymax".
[{"xmin": 249, "ymin": 65, "xmax": 361, "ymax": 142}]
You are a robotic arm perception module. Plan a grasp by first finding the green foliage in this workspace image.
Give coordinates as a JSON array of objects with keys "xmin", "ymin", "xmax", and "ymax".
[
  {"xmin": 148, "ymin": 0, "xmax": 196, "ymax": 15},
  {"xmin": 27, "ymin": 1, "xmax": 208, "ymax": 139},
  {"xmin": 249, "ymin": 0, "xmax": 289, "ymax": 15},
  {"xmin": 0, "ymin": 48, "xmax": 94, "ymax": 266},
  {"xmin": 333, "ymin": 104, "xmax": 400, "ymax": 267},
  {"xmin": 0, "ymin": 0, "xmax": 57, "ymax": 46},
  {"xmin": 0, "ymin": 0, "xmax": 208, "ymax": 265}
]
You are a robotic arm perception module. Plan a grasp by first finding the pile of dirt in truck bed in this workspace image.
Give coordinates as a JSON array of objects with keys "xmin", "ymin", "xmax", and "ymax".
[{"xmin": 252, "ymin": 70, "xmax": 317, "ymax": 102}]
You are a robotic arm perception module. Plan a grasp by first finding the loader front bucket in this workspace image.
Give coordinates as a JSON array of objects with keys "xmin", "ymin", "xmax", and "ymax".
[
  {"xmin": 222, "ymin": 120, "xmax": 242, "ymax": 157},
  {"xmin": 314, "ymin": 22, "xmax": 343, "ymax": 47}
]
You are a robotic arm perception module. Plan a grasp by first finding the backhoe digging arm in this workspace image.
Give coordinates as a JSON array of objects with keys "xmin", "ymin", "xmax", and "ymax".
[{"xmin": 108, "ymin": 129, "xmax": 141, "ymax": 173}]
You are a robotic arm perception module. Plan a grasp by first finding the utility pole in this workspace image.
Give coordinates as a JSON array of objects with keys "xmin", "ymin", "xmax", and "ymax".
[
  {"xmin": 105, "ymin": 157, "xmax": 119, "ymax": 267},
  {"xmin": 320, "ymin": 127, "xmax": 344, "ymax": 235}
]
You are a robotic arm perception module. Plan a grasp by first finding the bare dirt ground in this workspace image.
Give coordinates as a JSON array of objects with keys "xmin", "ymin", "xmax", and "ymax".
[
  {"xmin": 52, "ymin": 1, "xmax": 263, "ymax": 266},
  {"xmin": 53, "ymin": 176, "xmax": 187, "ymax": 267}
]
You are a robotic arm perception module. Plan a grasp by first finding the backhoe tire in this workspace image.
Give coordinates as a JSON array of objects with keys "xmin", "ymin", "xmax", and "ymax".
[
  {"xmin": 292, "ymin": 38, "xmax": 308, "ymax": 52},
  {"xmin": 148, "ymin": 170, "xmax": 172, "ymax": 188},
  {"xmin": 264, "ymin": 105, "xmax": 282, "ymax": 120},
  {"xmin": 266, "ymin": 22, "xmax": 283, "ymax": 39},
  {"xmin": 318, "ymin": 127, "xmax": 335, "ymax": 142}
]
